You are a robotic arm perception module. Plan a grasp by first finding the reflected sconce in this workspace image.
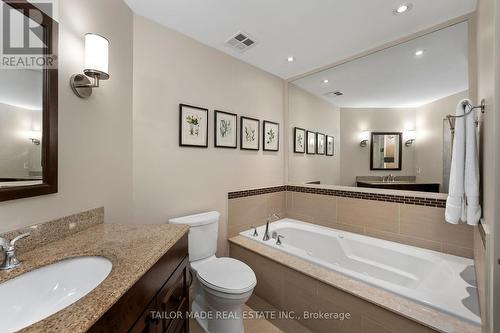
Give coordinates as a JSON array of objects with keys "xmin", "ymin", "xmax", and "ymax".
[
  {"xmin": 27, "ymin": 130, "xmax": 41, "ymax": 146},
  {"xmin": 405, "ymin": 130, "xmax": 416, "ymax": 147},
  {"xmin": 359, "ymin": 131, "xmax": 370, "ymax": 147},
  {"xmin": 70, "ymin": 33, "xmax": 110, "ymax": 98}
]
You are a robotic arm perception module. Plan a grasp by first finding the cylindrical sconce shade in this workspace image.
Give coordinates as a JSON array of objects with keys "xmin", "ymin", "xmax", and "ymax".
[
  {"xmin": 84, "ymin": 33, "xmax": 109, "ymax": 79},
  {"xmin": 405, "ymin": 130, "xmax": 416, "ymax": 141}
]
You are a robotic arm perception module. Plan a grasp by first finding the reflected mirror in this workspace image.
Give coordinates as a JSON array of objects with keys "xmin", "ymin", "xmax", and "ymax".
[
  {"xmin": 370, "ymin": 133, "xmax": 402, "ymax": 170},
  {"xmin": 0, "ymin": 68, "xmax": 43, "ymax": 186},
  {"xmin": 287, "ymin": 21, "xmax": 471, "ymax": 193}
]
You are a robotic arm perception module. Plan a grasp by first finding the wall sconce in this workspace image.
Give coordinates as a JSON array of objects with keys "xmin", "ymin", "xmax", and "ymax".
[
  {"xmin": 359, "ymin": 131, "xmax": 370, "ymax": 147},
  {"xmin": 27, "ymin": 130, "xmax": 41, "ymax": 146},
  {"xmin": 70, "ymin": 33, "xmax": 110, "ymax": 98},
  {"xmin": 405, "ymin": 130, "xmax": 416, "ymax": 147}
]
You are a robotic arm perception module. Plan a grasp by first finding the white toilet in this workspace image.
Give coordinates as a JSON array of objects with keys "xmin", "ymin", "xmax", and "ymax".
[{"xmin": 169, "ymin": 211, "xmax": 256, "ymax": 333}]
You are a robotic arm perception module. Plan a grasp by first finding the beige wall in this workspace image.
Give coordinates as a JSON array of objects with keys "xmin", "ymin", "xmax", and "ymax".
[
  {"xmin": 339, "ymin": 108, "xmax": 416, "ymax": 186},
  {"xmin": 415, "ymin": 91, "xmax": 469, "ymax": 191},
  {"xmin": 0, "ymin": 0, "xmax": 134, "ymax": 233},
  {"xmin": 475, "ymin": 0, "xmax": 500, "ymax": 331},
  {"xmin": 288, "ymin": 84, "xmax": 340, "ymax": 185},
  {"xmin": 132, "ymin": 15, "xmax": 285, "ymax": 255}
]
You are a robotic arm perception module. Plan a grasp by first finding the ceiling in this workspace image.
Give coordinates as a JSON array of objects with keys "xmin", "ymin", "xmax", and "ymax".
[
  {"xmin": 293, "ymin": 22, "xmax": 469, "ymax": 108},
  {"xmin": 124, "ymin": 0, "xmax": 477, "ymax": 79}
]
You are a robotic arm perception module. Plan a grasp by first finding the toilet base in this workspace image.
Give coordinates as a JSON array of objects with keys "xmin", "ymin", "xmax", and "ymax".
[
  {"xmin": 192, "ymin": 301, "xmax": 209, "ymax": 333},
  {"xmin": 191, "ymin": 299, "xmax": 245, "ymax": 333}
]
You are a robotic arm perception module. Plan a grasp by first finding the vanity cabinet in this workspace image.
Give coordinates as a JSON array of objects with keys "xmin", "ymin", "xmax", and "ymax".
[{"xmin": 89, "ymin": 235, "xmax": 189, "ymax": 333}]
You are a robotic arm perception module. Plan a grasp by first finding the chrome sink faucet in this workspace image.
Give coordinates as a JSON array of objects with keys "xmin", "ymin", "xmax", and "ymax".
[
  {"xmin": 263, "ymin": 213, "xmax": 280, "ymax": 241},
  {"xmin": 0, "ymin": 232, "xmax": 31, "ymax": 270},
  {"xmin": 383, "ymin": 174, "xmax": 395, "ymax": 182}
]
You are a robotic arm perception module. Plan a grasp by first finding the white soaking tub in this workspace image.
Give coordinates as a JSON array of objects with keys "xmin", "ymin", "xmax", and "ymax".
[{"xmin": 240, "ymin": 219, "xmax": 480, "ymax": 325}]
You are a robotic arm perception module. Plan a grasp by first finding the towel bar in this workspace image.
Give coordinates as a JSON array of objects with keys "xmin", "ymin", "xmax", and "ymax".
[
  {"xmin": 446, "ymin": 99, "xmax": 486, "ymax": 133},
  {"xmin": 447, "ymin": 99, "xmax": 486, "ymax": 119}
]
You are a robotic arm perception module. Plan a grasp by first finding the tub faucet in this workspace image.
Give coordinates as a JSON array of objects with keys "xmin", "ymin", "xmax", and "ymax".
[
  {"xmin": 0, "ymin": 231, "xmax": 31, "ymax": 270},
  {"xmin": 263, "ymin": 213, "xmax": 280, "ymax": 241}
]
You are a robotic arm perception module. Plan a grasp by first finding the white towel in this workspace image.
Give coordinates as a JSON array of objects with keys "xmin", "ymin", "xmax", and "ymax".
[
  {"xmin": 464, "ymin": 107, "xmax": 482, "ymax": 225},
  {"xmin": 445, "ymin": 100, "xmax": 467, "ymax": 224}
]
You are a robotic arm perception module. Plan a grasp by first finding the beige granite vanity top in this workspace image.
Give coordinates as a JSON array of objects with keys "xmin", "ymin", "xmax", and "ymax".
[
  {"xmin": 0, "ymin": 223, "xmax": 189, "ymax": 333},
  {"xmin": 229, "ymin": 235, "xmax": 481, "ymax": 333}
]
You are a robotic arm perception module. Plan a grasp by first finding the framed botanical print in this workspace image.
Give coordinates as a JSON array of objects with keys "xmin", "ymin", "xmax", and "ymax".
[
  {"xmin": 306, "ymin": 131, "xmax": 316, "ymax": 154},
  {"xmin": 294, "ymin": 127, "xmax": 306, "ymax": 153},
  {"xmin": 179, "ymin": 104, "xmax": 208, "ymax": 147},
  {"xmin": 240, "ymin": 117, "xmax": 260, "ymax": 150},
  {"xmin": 214, "ymin": 110, "xmax": 237, "ymax": 148},
  {"xmin": 317, "ymin": 133, "xmax": 326, "ymax": 155},
  {"xmin": 326, "ymin": 135, "xmax": 334, "ymax": 156},
  {"xmin": 263, "ymin": 121, "xmax": 279, "ymax": 151}
]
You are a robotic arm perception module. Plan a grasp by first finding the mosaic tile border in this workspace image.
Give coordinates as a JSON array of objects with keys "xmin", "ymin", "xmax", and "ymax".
[
  {"xmin": 228, "ymin": 186, "xmax": 286, "ymax": 199},
  {"xmin": 228, "ymin": 185, "xmax": 447, "ymax": 208}
]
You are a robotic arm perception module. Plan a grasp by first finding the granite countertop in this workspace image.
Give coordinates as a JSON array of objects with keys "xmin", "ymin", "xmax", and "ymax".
[
  {"xmin": 229, "ymin": 235, "xmax": 480, "ymax": 333},
  {"xmin": 0, "ymin": 223, "xmax": 189, "ymax": 333}
]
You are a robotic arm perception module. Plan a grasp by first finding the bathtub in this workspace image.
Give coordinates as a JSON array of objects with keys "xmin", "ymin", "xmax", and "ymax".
[{"xmin": 240, "ymin": 219, "xmax": 480, "ymax": 325}]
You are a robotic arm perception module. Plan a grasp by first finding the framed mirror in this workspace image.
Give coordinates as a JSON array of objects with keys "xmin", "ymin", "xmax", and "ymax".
[
  {"xmin": 0, "ymin": 0, "xmax": 58, "ymax": 201},
  {"xmin": 370, "ymin": 132, "xmax": 402, "ymax": 170}
]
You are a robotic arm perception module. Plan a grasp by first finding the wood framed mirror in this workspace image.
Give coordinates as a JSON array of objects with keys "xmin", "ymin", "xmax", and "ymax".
[
  {"xmin": 370, "ymin": 132, "xmax": 402, "ymax": 171},
  {"xmin": 0, "ymin": 0, "xmax": 58, "ymax": 201}
]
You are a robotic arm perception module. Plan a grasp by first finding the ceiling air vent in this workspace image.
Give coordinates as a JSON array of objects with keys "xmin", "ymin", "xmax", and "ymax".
[
  {"xmin": 324, "ymin": 91, "xmax": 344, "ymax": 97},
  {"xmin": 225, "ymin": 32, "xmax": 257, "ymax": 53}
]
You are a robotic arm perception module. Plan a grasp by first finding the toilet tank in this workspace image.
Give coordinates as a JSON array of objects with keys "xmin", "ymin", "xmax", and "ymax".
[{"xmin": 168, "ymin": 211, "xmax": 220, "ymax": 262}]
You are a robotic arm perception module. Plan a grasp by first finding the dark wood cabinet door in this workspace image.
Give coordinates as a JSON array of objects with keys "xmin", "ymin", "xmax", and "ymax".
[
  {"xmin": 129, "ymin": 300, "xmax": 157, "ymax": 333},
  {"xmin": 157, "ymin": 257, "xmax": 189, "ymax": 333}
]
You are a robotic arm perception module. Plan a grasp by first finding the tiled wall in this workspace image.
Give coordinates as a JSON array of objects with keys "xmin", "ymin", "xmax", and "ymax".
[
  {"xmin": 231, "ymin": 243, "xmax": 437, "ymax": 333},
  {"xmin": 228, "ymin": 191, "xmax": 286, "ymax": 238},
  {"xmin": 228, "ymin": 186, "xmax": 474, "ymax": 258}
]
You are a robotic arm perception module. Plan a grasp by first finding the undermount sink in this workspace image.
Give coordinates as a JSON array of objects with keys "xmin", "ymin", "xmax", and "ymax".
[{"xmin": 0, "ymin": 256, "xmax": 112, "ymax": 333}]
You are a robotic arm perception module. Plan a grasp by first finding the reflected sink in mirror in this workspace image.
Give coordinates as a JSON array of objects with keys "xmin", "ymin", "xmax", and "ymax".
[{"xmin": 0, "ymin": 256, "xmax": 112, "ymax": 333}]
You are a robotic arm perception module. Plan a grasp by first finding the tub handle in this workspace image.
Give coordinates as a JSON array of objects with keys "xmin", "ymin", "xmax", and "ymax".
[{"xmin": 276, "ymin": 235, "xmax": 285, "ymax": 246}]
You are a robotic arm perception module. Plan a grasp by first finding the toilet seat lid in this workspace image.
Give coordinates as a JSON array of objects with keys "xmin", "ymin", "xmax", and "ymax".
[{"xmin": 196, "ymin": 258, "xmax": 256, "ymax": 294}]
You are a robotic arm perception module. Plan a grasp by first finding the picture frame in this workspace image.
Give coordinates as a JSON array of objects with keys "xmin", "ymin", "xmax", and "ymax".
[
  {"xmin": 294, "ymin": 127, "xmax": 306, "ymax": 153},
  {"xmin": 214, "ymin": 110, "xmax": 237, "ymax": 148},
  {"xmin": 179, "ymin": 104, "xmax": 209, "ymax": 148},
  {"xmin": 306, "ymin": 131, "xmax": 316, "ymax": 155},
  {"xmin": 240, "ymin": 117, "xmax": 260, "ymax": 150},
  {"xmin": 326, "ymin": 135, "xmax": 334, "ymax": 156},
  {"xmin": 317, "ymin": 133, "xmax": 326, "ymax": 155},
  {"xmin": 263, "ymin": 121, "xmax": 280, "ymax": 151}
]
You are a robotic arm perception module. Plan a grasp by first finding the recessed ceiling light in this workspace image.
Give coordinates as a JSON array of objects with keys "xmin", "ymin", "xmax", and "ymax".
[
  {"xmin": 393, "ymin": 3, "xmax": 413, "ymax": 15},
  {"xmin": 415, "ymin": 49, "xmax": 424, "ymax": 56},
  {"xmin": 323, "ymin": 79, "xmax": 329, "ymax": 84},
  {"xmin": 287, "ymin": 56, "xmax": 295, "ymax": 62}
]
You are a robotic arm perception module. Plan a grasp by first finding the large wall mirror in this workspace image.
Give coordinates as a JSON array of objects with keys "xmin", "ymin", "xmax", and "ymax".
[
  {"xmin": 287, "ymin": 21, "xmax": 471, "ymax": 194},
  {"xmin": 0, "ymin": 0, "xmax": 58, "ymax": 201}
]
